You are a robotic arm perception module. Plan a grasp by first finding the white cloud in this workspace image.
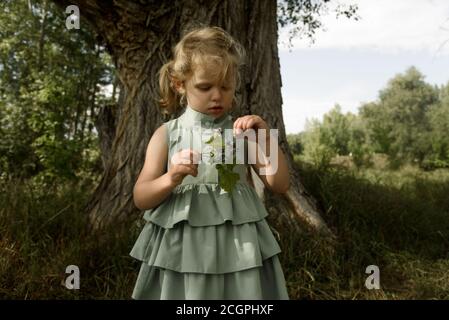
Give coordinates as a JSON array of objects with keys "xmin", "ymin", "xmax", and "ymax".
[
  {"xmin": 279, "ymin": 0, "xmax": 449, "ymax": 56},
  {"xmin": 282, "ymin": 96, "xmax": 362, "ymax": 134},
  {"xmin": 281, "ymin": 76, "xmax": 379, "ymax": 133}
]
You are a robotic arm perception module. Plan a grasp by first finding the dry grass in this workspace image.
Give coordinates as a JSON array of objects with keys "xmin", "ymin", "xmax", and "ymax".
[{"xmin": 1, "ymin": 160, "xmax": 449, "ymax": 299}]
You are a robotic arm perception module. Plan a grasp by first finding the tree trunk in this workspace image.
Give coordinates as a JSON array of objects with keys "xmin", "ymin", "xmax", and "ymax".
[
  {"xmin": 111, "ymin": 71, "xmax": 119, "ymax": 103},
  {"xmin": 94, "ymin": 80, "xmax": 123, "ymax": 171},
  {"xmin": 37, "ymin": 0, "xmax": 48, "ymax": 71},
  {"xmin": 53, "ymin": 0, "xmax": 332, "ymax": 236}
]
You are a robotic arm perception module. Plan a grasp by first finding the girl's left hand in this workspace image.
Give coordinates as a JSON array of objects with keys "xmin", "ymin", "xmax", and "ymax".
[{"xmin": 233, "ymin": 115, "xmax": 269, "ymax": 136}]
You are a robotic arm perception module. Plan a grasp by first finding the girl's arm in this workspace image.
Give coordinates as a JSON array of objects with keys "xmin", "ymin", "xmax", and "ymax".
[
  {"xmin": 249, "ymin": 133, "xmax": 290, "ymax": 194},
  {"xmin": 233, "ymin": 115, "xmax": 290, "ymax": 194},
  {"xmin": 133, "ymin": 124, "xmax": 177, "ymax": 210}
]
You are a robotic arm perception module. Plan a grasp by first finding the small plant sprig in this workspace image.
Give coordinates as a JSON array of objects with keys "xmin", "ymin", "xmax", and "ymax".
[{"xmin": 205, "ymin": 131, "xmax": 240, "ymax": 195}]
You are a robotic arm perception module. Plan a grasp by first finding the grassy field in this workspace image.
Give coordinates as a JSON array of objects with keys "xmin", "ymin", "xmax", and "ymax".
[
  {"xmin": 283, "ymin": 155, "xmax": 449, "ymax": 299},
  {"xmin": 1, "ymin": 157, "xmax": 448, "ymax": 299}
]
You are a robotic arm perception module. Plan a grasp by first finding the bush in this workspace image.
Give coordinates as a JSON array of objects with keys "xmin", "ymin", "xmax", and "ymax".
[{"xmin": 420, "ymin": 158, "xmax": 449, "ymax": 171}]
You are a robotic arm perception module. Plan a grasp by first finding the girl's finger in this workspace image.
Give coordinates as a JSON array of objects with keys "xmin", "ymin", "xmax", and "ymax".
[
  {"xmin": 179, "ymin": 164, "xmax": 197, "ymax": 176},
  {"xmin": 240, "ymin": 116, "xmax": 257, "ymax": 131},
  {"xmin": 179, "ymin": 163, "xmax": 198, "ymax": 172},
  {"xmin": 233, "ymin": 117, "xmax": 245, "ymax": 134},
  {"xmin": 238, "ymin": 116, "xmax": 253, "ymax": 132},
  {"xmin": 245, "ymin": 117, "xmax": 259, "ymax": 131},
  {"xmin": 238, "ymin": 118, "xmax": 246, "ymax": 131},
  {"xmin": 172, "ymin": 153, "xmax": 189, "ymax": 165},
  {"xmin": 178, "ymin": 149, "xmax": 200, "ymax": 164},
  {"xmin": 233, "ymin": 117, "xmax": 241, "ymax": 130},
  {"xmin": 242, "ymin": 117, "xmax": 253, "ymax": 131}
]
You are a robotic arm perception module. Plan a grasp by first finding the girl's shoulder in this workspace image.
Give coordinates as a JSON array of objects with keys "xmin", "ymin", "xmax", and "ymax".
[
  {"xmin": 163, "ymin": 115, "xmax": 182, "ymax": 132},
  {"xmin": 162, "ymin": 116, "xmax": 185, "ymax": 148},
  {"xmin": 163, "ymin": 112, "xmax": 184, "ymax": 129}
]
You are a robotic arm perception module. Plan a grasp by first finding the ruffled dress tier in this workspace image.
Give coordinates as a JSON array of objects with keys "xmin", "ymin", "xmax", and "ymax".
[{"xmin": 130, "ymin": 105, "xmax": 290, "ymax": 300}]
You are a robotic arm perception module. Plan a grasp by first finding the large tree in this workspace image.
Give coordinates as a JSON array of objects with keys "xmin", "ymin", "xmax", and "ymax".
[
  {"xmin": 52, "ymin": 0, "xmax": 356, "ymax": 235},
  {"xmin": 0, "ymin": 0, "xmax": 113, "ymax": 180},
  {"xmin": 361, "ymin": 67, "xmax": 439, "ymax": 165}
]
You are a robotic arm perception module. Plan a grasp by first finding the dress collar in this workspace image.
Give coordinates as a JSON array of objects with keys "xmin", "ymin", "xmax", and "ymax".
[{"xmin": 181, "ymin": 104, "xmax": 231, "ymax": 128}]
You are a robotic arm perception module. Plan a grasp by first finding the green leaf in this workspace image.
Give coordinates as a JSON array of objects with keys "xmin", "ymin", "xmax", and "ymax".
[
  {"xmin": 205, "ymin": 135, "xmax": 214, "ymax": 144},
  {"xmin": 204, "ymin": 131, "xmax": 241, "ymax": 195},
  {"xmin": 216, "ymin": 163, "xmax": 240, "ymax": 195}
]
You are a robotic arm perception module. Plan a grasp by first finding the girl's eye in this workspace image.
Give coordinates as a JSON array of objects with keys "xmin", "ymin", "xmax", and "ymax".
[{"xmin": 198, "ymin": 86, "xmax": 229, "ymax": 91}]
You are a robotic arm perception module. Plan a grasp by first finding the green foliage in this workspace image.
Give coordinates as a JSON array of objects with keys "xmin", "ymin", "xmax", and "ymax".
[
  {"xmin": 0, "ymin": 0, "xmax": 114, "ymax": 182},
  {"xmin": 216, "ymin": 163, "xmax": 240, "ymax": 195},
  {"xmin": 299, "ymin": 118, "xmax": 332, "ymax": 167},
  {"xmin": 359, "ymin": 102, "xmax": 391, "ymax": 154},
  {"xmin": 382, "ymin": 67, "xmax": 437, "ymax": 162},
  {"xmin": 361, "ymin": 67, "xmax": 439, "ymax": 167},
  {"xmin": 423, "ymin": 86, "xmax": 449, "ymax": 169},
  {"xmin": 295, "ymin": 106, "xmax": 372, "ymax": 168},
  {"xmin": 205, "ymin": 131, "xmax": 240, "ymax": 195},
  {"xmin": 277, "ymin": 0, "xmax": 359, "ymax": 50},
  {"xmin": 293, "ymin": 66, "xmax": 448, "ymax": 171},
  {"xmin": 319, "ymin": 104, "xmax": 352, "ymax": 155},
  {"xmin": 286, "ymin": 133, "xmax": 303, "ymax": 155},
  {"xmin": 347, "ymin": 115, "xmax": 372, "ymax": 168}
]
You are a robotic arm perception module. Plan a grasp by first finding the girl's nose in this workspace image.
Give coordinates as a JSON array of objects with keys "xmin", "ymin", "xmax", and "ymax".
[{"xmin": 210, "ymin": 86, "xmax": 222, "ymax": 100}]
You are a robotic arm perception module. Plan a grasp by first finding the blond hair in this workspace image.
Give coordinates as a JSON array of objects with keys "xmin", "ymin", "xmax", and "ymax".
[{"xmin": 157, "ymin": 26, "xmax": 246, "ymax": 115}]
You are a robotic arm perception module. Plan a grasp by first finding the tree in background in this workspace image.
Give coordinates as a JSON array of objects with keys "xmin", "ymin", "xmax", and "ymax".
[
  {"xmin": 286, "ymin": 132, "xmax": 304, "ymax": 156},
  {"xmin": 296, "ymin": 104, "xmax": 371, "ymax": 168},
  {"xmin": 424, "ymin": 82, "xmax": 449, "ymax": 169},
  {"xmin": 319, "ymin": 104, "xmax": 351, "ymax": 156},
  {"xmin": 41, "ymin": 0, "xmax": 359, "ymax": 233},
  {"xmin": 379, "ymin": 67, "xmax": 438, "ymax": 168},
  {"xmin": 298, "ymin": 117, "xmax": 334, "ymax": 168},
  {"xmin": 346, "ymin": 113, "xmax": 371, "ymax": 168},
  {"xmin": 0, "ymin": 0, "xmax": 115, "ymax": 182},
  {"xmin": 359, "ymin": 101, "xmax": 392, "ymax": 155},
  {"xmin": 293, "ymin": 66, "xmax": 447, "ymax": 170}
]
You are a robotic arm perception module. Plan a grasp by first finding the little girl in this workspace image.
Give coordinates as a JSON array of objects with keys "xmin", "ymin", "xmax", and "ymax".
[{"xmin": 130, "ymin": 26, "xmax": 290, "ymax": 300}]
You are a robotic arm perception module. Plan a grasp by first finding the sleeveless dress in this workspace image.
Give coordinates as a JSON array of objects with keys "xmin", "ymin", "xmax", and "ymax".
[{"xmin": 129, "ymin": 105, "xmax": 290, "ymax": 300}]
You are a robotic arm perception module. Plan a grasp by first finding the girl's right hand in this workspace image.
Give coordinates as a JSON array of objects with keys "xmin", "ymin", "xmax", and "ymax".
[{"xmin": 168, "ymin": 149, "xmax": 200, "ymax": 186}]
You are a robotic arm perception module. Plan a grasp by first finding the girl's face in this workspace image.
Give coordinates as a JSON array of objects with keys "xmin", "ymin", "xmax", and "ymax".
[{"xmin": 175, "ymin": 64, "xmax": 236, "ymax": 118}]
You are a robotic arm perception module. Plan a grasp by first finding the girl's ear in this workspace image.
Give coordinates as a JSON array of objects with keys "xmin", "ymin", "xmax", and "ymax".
[{"xmin": 171, "ymin": 77, "xmax": 184, "ymax": 93}]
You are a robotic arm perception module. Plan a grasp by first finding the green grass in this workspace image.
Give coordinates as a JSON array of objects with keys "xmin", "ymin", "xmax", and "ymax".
[
  {"xmin": 276, "ymin": 157, "xmax": 449, "ymax": 299},
  {"xmin": 1, "ymin": 159, "xmax": 449, "ymax": 299},
  {"xmin": 0, "ymin": 175, "xmax": 142, "ymax": 299}
]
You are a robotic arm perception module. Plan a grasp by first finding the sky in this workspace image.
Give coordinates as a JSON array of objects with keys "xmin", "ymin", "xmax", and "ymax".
[{"xmin": 278, "ymin": 0, "xmax": 449, "ymax": 134}]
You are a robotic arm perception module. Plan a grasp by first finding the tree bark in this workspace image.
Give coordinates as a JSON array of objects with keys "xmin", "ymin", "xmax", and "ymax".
[
  {"xmin": 94, "ymin": 80, "xmax": 123, "ymax": 171},
  {"xmin": 38, "ymin": 0, "xmax": 48, "ymax": 71},
  {"xmin": 52, "ymin": 0, "xmax": 332, "ymax": 236}
]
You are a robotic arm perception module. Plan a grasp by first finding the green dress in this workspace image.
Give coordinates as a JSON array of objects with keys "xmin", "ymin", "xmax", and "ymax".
[{"xmin": 129, "ymin": 105, "xmax": 290, "ymax": 300}]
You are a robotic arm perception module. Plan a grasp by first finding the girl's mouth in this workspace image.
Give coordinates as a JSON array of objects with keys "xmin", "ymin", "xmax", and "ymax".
[{"xmin": 208, "ymin": 106, "xmax": 223, "ymax": 113}]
